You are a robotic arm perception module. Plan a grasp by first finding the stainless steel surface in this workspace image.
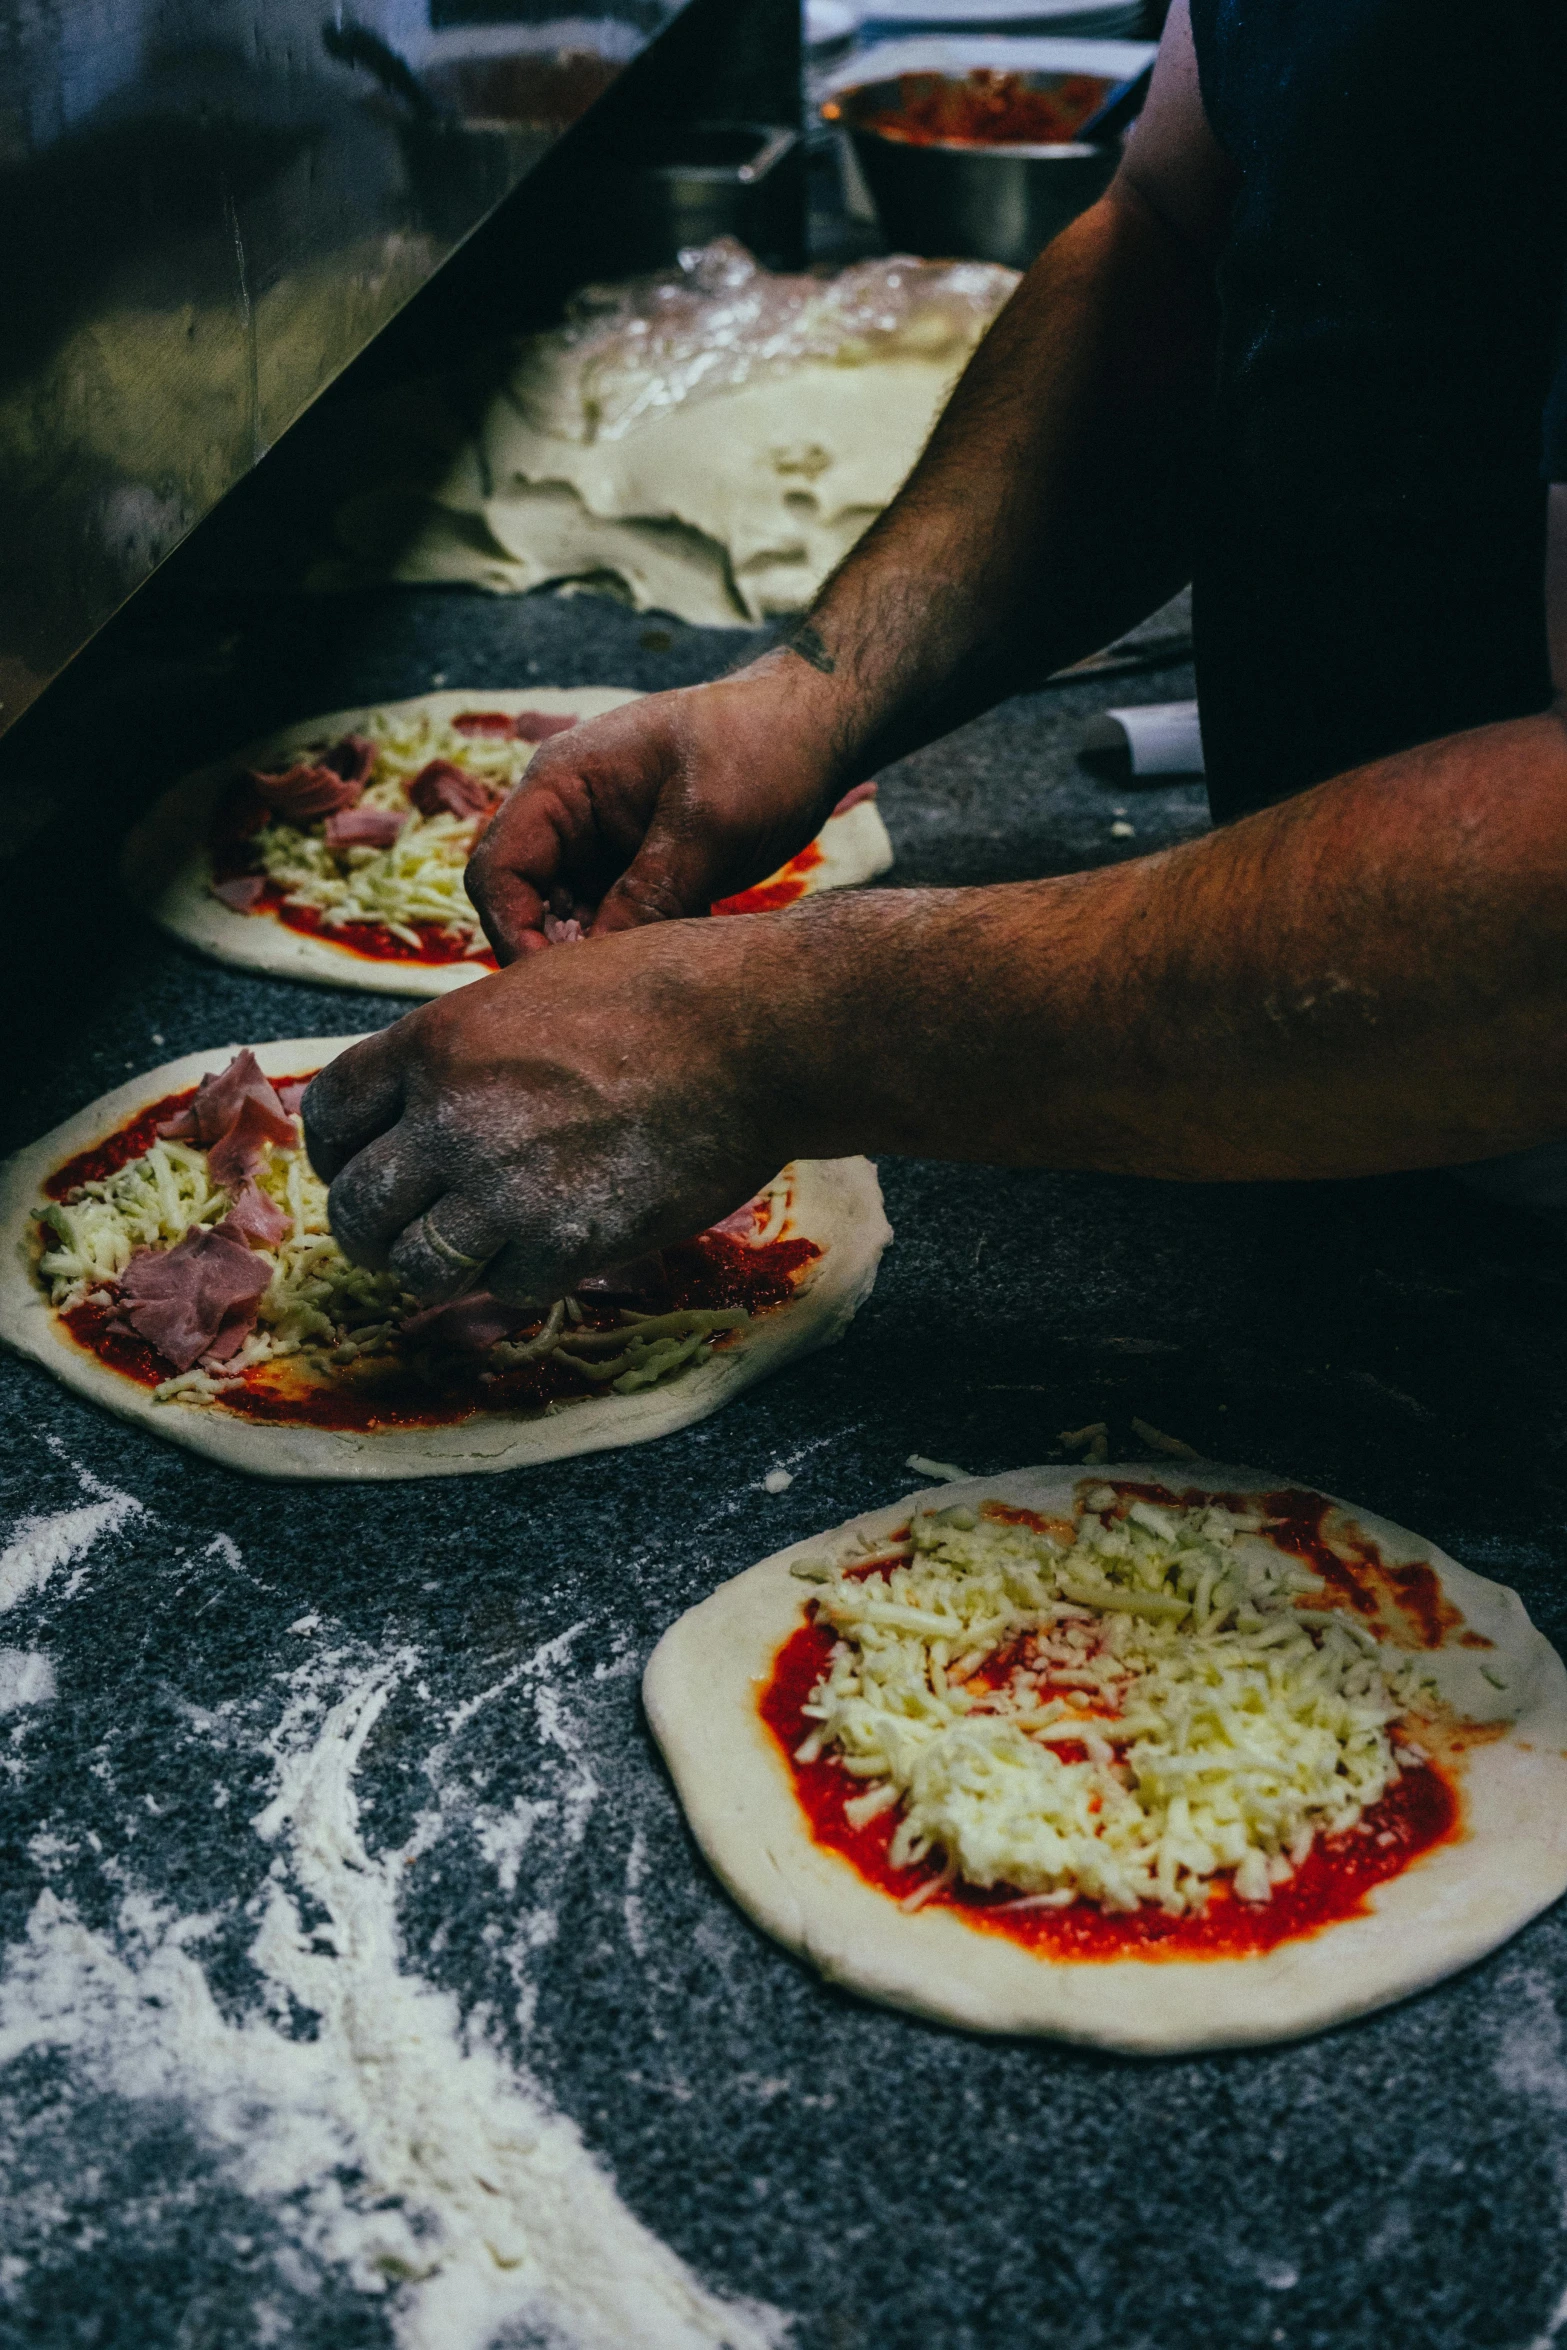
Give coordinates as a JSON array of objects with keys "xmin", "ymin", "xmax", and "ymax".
[
  {"xmin": 825, "ymin": 70, "xmax": 1119, "ymax": 267},
  {"xmin": 0, "ymin": 0, "xmax": 682, "ymax": 738}
]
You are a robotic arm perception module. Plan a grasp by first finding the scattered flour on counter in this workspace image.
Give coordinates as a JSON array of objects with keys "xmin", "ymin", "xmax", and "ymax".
[
  {"xmin": 441, "ymin": 1619, "xmax": 591, "ymax": 1746},
  {"xmin": 0, "ymin": 1646, "xmax": 787, "ymax": 2350},
  {"xmin": 0, "ymin": 1471, "xmax": 144, "ymax": 1616},
  {"xmin": 530, "ymin": 1677, "xmax": 601, "ymax": 1855},
  {"xmin": 1496, "ymin": 1967, "xmax": 1567, "ymax": 2112},
  {"xmin": 1494, "ymin": 1967, "xmax": 1567, "ymax": 2348},
  {"xmin": 0, "ymin": 1651, "xmax": 54, "ymax": 1713},
  {"xmin": 624, "ymin": 1830, "xmax": 650, "ymax": 1961},
  {"xmin": 473, "ymin": 1799, "xmax": 540, "ymax": 1896},
  {"xmin": 428, "ymin": 1623, "xmax": 606, "ymax": 2037}
]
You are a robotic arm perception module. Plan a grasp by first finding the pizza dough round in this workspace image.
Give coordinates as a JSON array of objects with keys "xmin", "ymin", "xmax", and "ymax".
[
  {"xmin": 644, "ymin": 1463, "xmax": 1567, "ymax": 2051},
  {"xmin": 122, "ymin": 688, "xmax": 641, "ymax": 997},
  {"xmin": 0, "ymin": 1038, "xmax": 891, "ymax": 1482}
]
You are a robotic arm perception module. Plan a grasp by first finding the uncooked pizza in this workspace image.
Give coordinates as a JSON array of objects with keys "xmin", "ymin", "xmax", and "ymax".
[
  {"xmin": 123, "ymin": 687, "xmax": 895, "ymax": 996},
  {"xmin": 644, "ymin": 1465, "xmax": 1567, "ymax": 2049},
  {"xmin": 0, "ymin": 1040, "xmax": 890, "ymax": 1480}
]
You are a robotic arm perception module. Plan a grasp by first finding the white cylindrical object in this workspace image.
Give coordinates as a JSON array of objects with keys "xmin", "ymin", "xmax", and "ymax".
[{"xmin": 1082, "ymin": 698, "xmax": 1205, "ymax": 776}]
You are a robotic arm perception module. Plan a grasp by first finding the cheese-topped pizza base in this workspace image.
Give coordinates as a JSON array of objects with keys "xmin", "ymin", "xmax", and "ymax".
[
  {"xmin": 124, "ymin": 686, "xmax": 894, "ymax": 998},
  {"xmin": 0, "ymin": 1039, "xmax": 891, "ymax": 1482},
  {"xmin": 124, "ymin": 689, "xmax": 639, "ymax": 997},
  {"xmin": 643, "ymin": 1465, "xmax": 1567, "ymax": 2051}
]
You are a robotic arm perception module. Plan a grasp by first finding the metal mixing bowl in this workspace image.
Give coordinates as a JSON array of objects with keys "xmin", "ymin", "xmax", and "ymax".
[{"xmin": 823, "ymin": 70, "xmax": 1120, "ymax": 268}]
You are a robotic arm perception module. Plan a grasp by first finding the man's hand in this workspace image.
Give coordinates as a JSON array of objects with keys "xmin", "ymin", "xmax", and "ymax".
[
  {"xmin": 465, "ymin": 662, "xmax": 854, "ymax": 964},
  {"xmin": 301, "ymin": 917, "xmax": 805, "ymax": 1304},
  {"xmin": 311, "ymin": 704, "xmax": 1567, "ymax": 1301}
]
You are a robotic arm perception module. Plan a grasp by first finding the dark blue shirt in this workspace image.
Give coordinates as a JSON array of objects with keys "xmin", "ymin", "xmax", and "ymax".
[{"xmin": 1187, "ymin": 0, "xmax": 1567, "ymax": 820}]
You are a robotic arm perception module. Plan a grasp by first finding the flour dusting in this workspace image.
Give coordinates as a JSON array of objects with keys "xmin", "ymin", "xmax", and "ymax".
[
  {"xmin": 0, "ymin": 1644, "xmax": 785, "ymax": 2350},
  {"xmin": 0, "ymin": 1479, "xmax": 143, "ymax": 1616},
  {"xmin": 474, "ymin": 1800, "xmax": 540, "ymax": 1894},
  {"xmin": 624, "ymin": 1828, "xmax": 650, "ymax": 1960},
  {"xmin": 1531, "ymin": 2284, "xmax": 1567, "ymax": 2350},
  {"xmin": 0, "ymin": 1650, "xmax": 55, "ymax": 1713},
  {"xmin": 1494, "ymin": 1965, "xmax": 1567, "ymax": 2344},
  {"xmin": 1496, "ymin": 1968, "xmax": 1567, "ymax": 2112}
]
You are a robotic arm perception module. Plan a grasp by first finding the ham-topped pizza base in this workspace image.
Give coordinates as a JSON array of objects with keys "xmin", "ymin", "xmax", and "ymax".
[
  {"xmin": 124, "ymin": 687, "xmax": 895, "ymax": 997},
  {"xmin": 0, "ymin": 1040, "xmax": 890, "ymax": 1481},
  {"xmin": 644, "ymin": 1465, "xmax": 1567, "ymax": 2050}
]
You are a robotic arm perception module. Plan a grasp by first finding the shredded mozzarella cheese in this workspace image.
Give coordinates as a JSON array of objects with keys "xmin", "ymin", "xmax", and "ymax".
[
  {"xmin": 37, "ymin": 1118, "xmax": 748, "ymax": 1408},
  {"xmin": 249, "ymin": 711, "xmax": 540, "ymax": 947},
  {"xmin": 801, "ymin": 1496, "xmax": 1435, "ymax": 1914}
]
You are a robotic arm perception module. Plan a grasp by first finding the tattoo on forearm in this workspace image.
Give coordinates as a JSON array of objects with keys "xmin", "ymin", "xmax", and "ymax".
[{"xmin": 782, "ymin": 620, "xmax": 836, "ymax": 676}]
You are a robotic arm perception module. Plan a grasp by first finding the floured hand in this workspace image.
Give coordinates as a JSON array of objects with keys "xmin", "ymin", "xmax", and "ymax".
[
  {"xmin": 300, "ymin": 916, "xmax": 810, "ymax": 1304},
  {"xmin": 465, "ymin": 661, "xmax": 855, "ymax": 963}
]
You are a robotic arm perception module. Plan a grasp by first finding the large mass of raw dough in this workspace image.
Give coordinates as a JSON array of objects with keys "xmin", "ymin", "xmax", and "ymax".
[{"xmin": 330, "ymin": 240, "xmax": 1017, "ymax": 627}]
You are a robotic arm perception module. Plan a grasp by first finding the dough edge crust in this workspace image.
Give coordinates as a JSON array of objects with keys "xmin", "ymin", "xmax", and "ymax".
[
  {"xmin": 0, "ymin": 1037, "xmax": 891, "ymax": 1482},
  {"xmin": 643, "ymin": 1462, "xmax": 1567, "ymax": 2052},
  {"xmin": 122, "ymin": 687, "xmax": 643, "ymax": 999}
]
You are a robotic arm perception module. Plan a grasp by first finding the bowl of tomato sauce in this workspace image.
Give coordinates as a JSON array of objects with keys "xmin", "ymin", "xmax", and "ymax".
[{"xmin": 822, "ymin": 68, "xmax": 1123, "ymax": 267}]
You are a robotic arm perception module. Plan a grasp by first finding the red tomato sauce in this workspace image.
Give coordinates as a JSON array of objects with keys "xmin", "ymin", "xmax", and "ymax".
[
  {"xmin": 255, "ymin": 885, "xmax": 495, "ymax": 969},
  {"xmin": 451, "ymin": 711, "xmax": 518, "ymax": 738},
  {"xmin": 758, "ymin": 1504, "xmax": 1463, "ymax": 1962},
  {"xmin": 849, "ymin": 70, "xmax": 1109, "ymax": 149},
  {"xmin": 46, "ymin": 1088, "xmax": 199, "ymax": 1198},
  {"xmin": 712, "ymin": 841, "xmax": 825, "ymax": 917},
  {"xmin": 59, "ymin": 1298, "xmax": 169, "ymax": 1389}
]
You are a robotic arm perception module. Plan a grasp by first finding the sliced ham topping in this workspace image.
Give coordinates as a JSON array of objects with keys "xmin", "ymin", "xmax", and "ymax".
[
  {"xmin": 709, "ymin": 1201, "xmax": 764, "ymax": 1242},
  {"xmin": 512, "ymin": 710, "xmax": 580, "ymax": 743},
  {"xmin": 276, "ymin": 1079, "xmax": 310, "ymax": 1115},
  {"xmin": 248, "ymin": 760, "xmax": 365, "ymax": 823},
  {"xmin": 324, "ymin": 805, "xmax": 405, "ymax": 850},
  {"xmin": 117, "ymin": 1227, "xmax": 272, "ymax": 1373},
  {"xmin": 207, "ymin": 1094, "xmax": 299, "ymax": 1188},
  {"xmin": 398, "ymin": 1291, "xmax": 525, "ymax": 1353},
  {"xmin": 211, "ymin": 874, "xmax": 267, "ymax": 911},
  {"xmin": 216, "ymin": 1180, "xmax": 291, "ymax": 1249},
  {"xmin": 159, "ymin": 1050, "xmax": 297, "ymax": 1187},
  {"xmin": 319, "ymin": 733, "xmax": 376, "ymax": 786},
  {"xmin": 831, "ymin": 780, "xmax": 878, "ymax": 814},
  {"xmin": 408, "ymin": 760, "xmax": 497, "ymax": 820}
]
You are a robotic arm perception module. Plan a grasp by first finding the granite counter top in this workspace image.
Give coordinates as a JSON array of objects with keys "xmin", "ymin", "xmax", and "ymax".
[{"xmin": 1, "ymin": 585, "xmax": 1563, "ymax": 2350}]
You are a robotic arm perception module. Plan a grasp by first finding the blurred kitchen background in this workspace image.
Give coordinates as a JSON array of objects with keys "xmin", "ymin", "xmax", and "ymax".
[{"xmin": 0, "ymin": 0, "xmax": 1171, "ymax": 726}]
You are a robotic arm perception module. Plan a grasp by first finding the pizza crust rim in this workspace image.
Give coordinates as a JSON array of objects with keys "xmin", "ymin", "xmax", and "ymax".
[
  {"xmin": 0, "ymin": 1037, "xmax": 892, "ymax": 1483},
  {"xmin": 121, "ymin": 687, "xmax": 644, "ymax": 999},
  {"xmin": 643, "ymin": 1463, "xmax": 1567, "ymax": 2052}
]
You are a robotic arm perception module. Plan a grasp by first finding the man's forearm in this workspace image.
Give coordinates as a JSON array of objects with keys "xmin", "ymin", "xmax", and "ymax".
[
  {"xmin": 763, "ymin": 709, "xmax": 1567, "ymax": 1180},
  {"xmin": 750, "ymin": 172, "xmax": 1222, "ymax": 781}
]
